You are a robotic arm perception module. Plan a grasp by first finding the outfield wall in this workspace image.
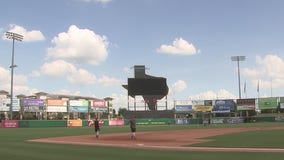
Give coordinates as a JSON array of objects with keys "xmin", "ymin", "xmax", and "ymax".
[{"xmin": 0, "ymin": 116, "xmax": 281, "ymax": 128}]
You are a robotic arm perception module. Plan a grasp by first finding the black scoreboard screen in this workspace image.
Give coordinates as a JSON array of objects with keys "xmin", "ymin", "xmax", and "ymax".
[{"xmin": 127, "ymin": 78, "xmax": 168, "ymax": 96}]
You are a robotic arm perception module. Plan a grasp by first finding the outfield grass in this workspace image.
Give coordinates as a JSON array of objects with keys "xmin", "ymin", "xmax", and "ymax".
[{"xmin": 1, "ymin": 123, "xmax": 284, "ymax": 160}]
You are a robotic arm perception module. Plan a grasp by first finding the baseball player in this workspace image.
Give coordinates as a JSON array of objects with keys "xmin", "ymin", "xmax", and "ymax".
[
  {"xmin": 94, "ymin": 118, "xmax": 100, "ymax": 139},
  {"xmin": 129, "ymin": 117, "xmax": 136, "ymax": 140}
]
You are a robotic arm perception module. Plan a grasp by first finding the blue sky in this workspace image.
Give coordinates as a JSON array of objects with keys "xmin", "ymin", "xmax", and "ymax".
[{"xmin": 1, "ymin": 0, "xmax": 284, "ymax": 110}]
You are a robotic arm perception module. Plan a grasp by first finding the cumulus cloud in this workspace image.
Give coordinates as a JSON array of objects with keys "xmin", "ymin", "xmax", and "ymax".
[
  {"xmin": 98, "ymin": 75, "xmax": 123, "ymax": 86},
  {"xmin": 189, "ymin": 89, "xmax": 237, "ymax": 100},
  {"xmin": 0, "ymin": 67, "xmax": 11, "ymax": 90},
  {"xmin": 0, "ymin": 66, "xmax": 38, "ymax": 96},
  {"xmin": 3, "ymin": 25, "xmax": 45, "ymax": 42},
  {"xmin": 67, "ymin": 68, "xmax": 97, "ymax": 86},
  {"xmin": 40, "ymin": 60, "xmax": 96, "ymax": 85},
  {"xmin": 169, "ymin": 80, "xmax": 187, "ymax": 95},
  {"xmin": 41, "ymin": 60, "xmax": 77, "ymax": 77},
  {"xmin": 47, "ymin": 25, "xmax": 109, "ymax": 66},
  {"xmin": 243, "ymin": 54, "xmax": 284, "ymax": 89},
  {"xmin": 157, "ymin": 38, "xmax": 199, "ymax": 55},
  {"xmin": 39, "ymin": 60, "xmax": 121, "ymax": 87}
]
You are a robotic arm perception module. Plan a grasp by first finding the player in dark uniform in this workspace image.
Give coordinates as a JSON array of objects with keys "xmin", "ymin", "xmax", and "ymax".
[
  {"xmin": 129, "ymin": 117, "xmax": 136, "ymax": 140},
  {"xmin": 94, "ymin": 118, "xmax": 100, "ymax": 139}
]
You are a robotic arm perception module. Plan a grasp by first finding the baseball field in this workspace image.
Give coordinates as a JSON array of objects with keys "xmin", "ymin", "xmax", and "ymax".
[{"xmin": 1, "ymin": 122, "xmax": 284, "ymax": 160}]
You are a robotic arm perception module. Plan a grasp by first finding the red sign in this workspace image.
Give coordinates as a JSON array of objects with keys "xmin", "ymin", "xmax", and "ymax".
[
  {"xmin": 109, "ymin": 120, "xmax": 124, "ymax": 126},
  {"xmin": 92, "ymin": 101, "xmax": 106, "ymax": 107},
  {"xmin": 2, "ymin": 120, "xmax": 19, "ymax": 128}
]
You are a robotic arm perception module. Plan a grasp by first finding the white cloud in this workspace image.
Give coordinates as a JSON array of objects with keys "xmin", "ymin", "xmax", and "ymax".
[
  {"xmin": 157, "ymin": 38, "xmax": 199, "ymax": 55},
  {"xmin": 189, "ymin": 89, "xmax": 237, "ymax": 100},
  {"xmin": 39, "ymin": 60, "xmax": 121, "ymax": 87},
  {"xmin": 0, "ymin": 67, "xmax": 11, "ymax": 90},
  {"xmin": 0, "ymin": 66, "xmax": 38, "ymax": 96},
  {"xmin": 243, "ymin": 54, "xmax": 284, "ymax": 89},
  {"xmin": 41, "ymin": 60, "xmax": 77, "ymax": 77},
  {"xmin": 67, "ymin": 68, "xmax": 97, "ymax": 86},
  {"xmin": 111, "ymin": 93, "xmax": 128, "ymax": 111},
  {"xmin": 98, "ymin": 75, "xmax": 123, "ymax": 86},
  {"xmin": 47, "ymin": 25, "xmax": 109, "ymax": 66},
  {"xmin": 3, "ymin": 25, "xmax": 45, "ymax": 42},
  {"xmin": 169, "ymin": 80, "xmax": 187, "ymax": 95}
]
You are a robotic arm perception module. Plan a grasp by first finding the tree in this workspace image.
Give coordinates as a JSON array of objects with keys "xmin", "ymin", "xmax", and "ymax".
[{"xmin": 118, "ymin": 108, "xmax": 127, "ymax": 117}]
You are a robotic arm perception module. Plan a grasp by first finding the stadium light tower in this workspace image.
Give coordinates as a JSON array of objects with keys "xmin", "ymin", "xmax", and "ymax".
[
  {"xmin": 6, "ymin": 31, "xmax": 23, "ymax": 120},
  {"xmin": 231, "ymin": 56, "xmax": 246, "ymax": 99}
]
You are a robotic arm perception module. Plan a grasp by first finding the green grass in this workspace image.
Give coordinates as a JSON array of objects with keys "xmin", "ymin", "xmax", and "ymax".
[
  {"xmin": 191, "ymin": 129, "xmax": 284, "ymax": 148},
  {"xmin": 1, "ymin": 123, "xmax": 284, "ymax": 160}
]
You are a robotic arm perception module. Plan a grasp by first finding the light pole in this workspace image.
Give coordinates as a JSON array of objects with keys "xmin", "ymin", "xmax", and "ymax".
[
  {"xmin": 6, "ymin": 32, "xmax": 23, "ymax": 120},
  {"xmin": 231, "ymin": 56, "xmax": 246, "ymax": 99}
]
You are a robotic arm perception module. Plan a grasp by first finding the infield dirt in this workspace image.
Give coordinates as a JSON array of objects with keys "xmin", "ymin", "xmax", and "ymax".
[{"xmin": 30, "ymin": 127, "xmax": 284, "ymax": 153}]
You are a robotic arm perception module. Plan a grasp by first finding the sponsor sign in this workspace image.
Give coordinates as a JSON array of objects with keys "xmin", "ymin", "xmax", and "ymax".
[
  {"xmin": 67, "ymin": 120, "xmax": 82, "ymax": 127},
  {"xmin": 226, "ymin": 117, "xmax": 244, "ymax": 124},
  {"xmin": 175, "ymin": 118, "xmax": 191, "ymax": 125},
  {"xmin": 212, "ymin": 100, "xmax": 235, "ymax": 113},
  {"xmin": 69, "ymin": 100, "xmax": 89, "ymax": 113},
  {"xmin": 175, "ymin": 100, "xmax": 192, "ymax": 106},
  {"xmin": 22, "ymin": 99, "xmax": 45, "ymax": 112},
  {"xmin": 47, "ymin": 100, "xmax": 67, "ymax": 106},
  {"xmin": 109, "ymin": 120, "xmax": 124, "ymax": 126},
  {"xmin": 90, "ymin": 100, "xmax": 107, "ymax": 113},
  {"xmin": 280, "ymin": 97, "xmax": 284, "ymax": 109},
  {"xmin": 47, "ymin": 100, "xmax": 67, "ymax": 112},
  {"xmin": 192, "ymin": 100, "xmax": 204, "ymax": 105},
  {"xmin": 23, "ymin": 99, "xmax": 45, "ymax": 106},
  {"xmin": 69, "ymin": 100, "xmax": 89, "ymax": 107},
  {"xmin": 0, "ymin": 98, "xmax": 20, "ymax": 111},
  {"xmin": 175, "ymin": 105, "xmax": 194, "ymax": 112},
  {"xmin": 69, "ymin": 106, "xmax": 88, "ymax": 113},
  {"xmin": 194, "ymin": 105, "xmax": 213, "ymax": 112},
  {"xmin": 87, "ymin": 119, "xmax": 104, "ymax": 127},
  {"xmin": 237, "ymin": 98, "xmax": 256, "ymax": 110},
  {"xmin": 90, "ymin": 107, "xmax": 107, "ymax": 112},
  {"xmin": 91, "ymin": 101, "xmax": 106, "ymax": 107},
  {"xmin": 46, "ymin": 106, "xmax": 67, "ymax": 112},
  {"xmin": 280, "ymin": 103, "xmax": 284, "ymax": 109},
  {"xmin": 258, "ymin": 97, "xmax": 278, "ymax": 110},
  {"xmin": 1, "ymin": 120, "xmax": 19, "ymax": 128},
  {"xmin": 211, "ymin": 118, "xmax": 224, "ymax": 124},
  {"xmin": 23, "ymin": 106, "xmax": 44, "ymax": 112}
]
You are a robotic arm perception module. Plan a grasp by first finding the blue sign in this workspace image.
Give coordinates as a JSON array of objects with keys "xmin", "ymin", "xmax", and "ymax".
[
  {"xmin": 175, "ymin": 105, "xmax": 194, "ymax": 112},
  {"xmin": 212, "ymin": 100, "xmax": 235, "ymax": 113}
]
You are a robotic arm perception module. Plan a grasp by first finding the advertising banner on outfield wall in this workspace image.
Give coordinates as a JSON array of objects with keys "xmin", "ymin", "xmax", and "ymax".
[
  {"xmin": 258, "ymin": 97, "xmax": 278, "ymax": 110},
  {"xmin": 236, "ymin": 98, "xmax": 256, "ymax": 111},
  {"xmin": 109, "ymin": 120, "xmax": 124, "ymax": 126},
  {"xmin": 212, "ymin": 100, "xmax": 235, "ymax": 113},
  {"xmin": 67, "ymin": 120, "xmax": 82, "ymax": 127},
  {"xmin": 1, "ymin": 120, "xmax": 19, "ymax": 128},
  {"xmin": 0, "ymin": 98, "xmax": 20, "ymax": 111}
]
